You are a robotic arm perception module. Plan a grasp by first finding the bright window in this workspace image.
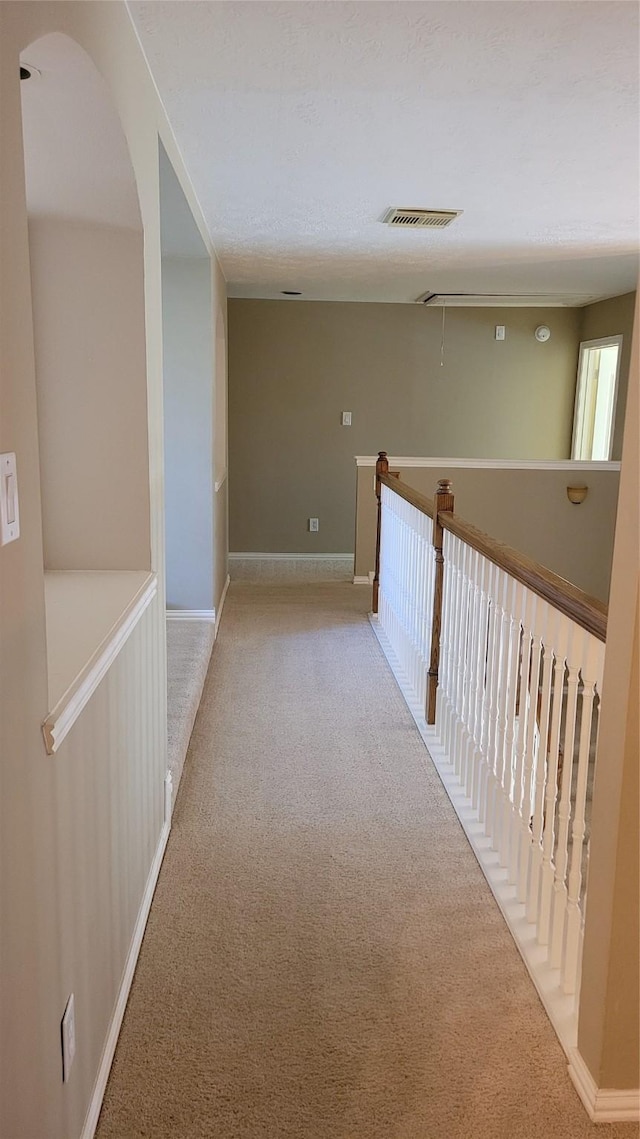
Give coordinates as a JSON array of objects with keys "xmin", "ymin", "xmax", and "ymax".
[{"xmin": 571, "ymin": 336, "xmax": 622, "ymax": 460}]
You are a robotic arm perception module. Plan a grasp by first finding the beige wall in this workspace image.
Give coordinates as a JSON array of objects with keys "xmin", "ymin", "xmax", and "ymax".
[
  {"xmin": 229, "ymin": 299, "xmax": 582, "ymax": 553},
  {"xmin": 0, "ymin": 5, "xmax": 227, "ymax": 1138},
  {"xmin": 163, "ymin": 256, "xmax": 215, "ymax": 609},
  {"xmin": 213, "ymin": 268, "xmax": 230, "ymax": 609},
  {"xmin": 578, "ymin": 293, "xmax": 639, "ymax": 1091},
  {"xmin": 355, "ymin": 464, "xmax": 620, "ymax": 602},
  {"xmin": 579, "ymin": 291, "xmax": 636, "ymax": 460},
  {"xmin": 29, "ymin": 217, "xmax": 151, "ymax": 570}
]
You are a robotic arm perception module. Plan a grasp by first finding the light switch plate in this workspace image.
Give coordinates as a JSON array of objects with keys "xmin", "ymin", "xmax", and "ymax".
[
  {"xmin": 0, "ymin": 453, "xmax": 20, "ymax": 545},
  {"xmin": 495, "ymin": 325, "xmax": 506, "ymax": 341},
  {"xmin": 341, "ymin": 411, "xmax": 352, "ymax": 426}
]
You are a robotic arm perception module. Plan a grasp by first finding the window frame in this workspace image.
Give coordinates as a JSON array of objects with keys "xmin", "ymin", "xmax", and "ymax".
[{"xmin": 571, "ymin": 334, "xmax": 623, "ymax": 461}]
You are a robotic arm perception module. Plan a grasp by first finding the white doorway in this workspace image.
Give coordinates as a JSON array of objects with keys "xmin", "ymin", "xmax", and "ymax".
[{"xmin": 571, "ymin": 335, "xmax": 622, "ymax": 460}]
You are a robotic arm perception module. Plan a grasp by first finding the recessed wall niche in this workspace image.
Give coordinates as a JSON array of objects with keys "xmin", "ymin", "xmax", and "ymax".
[{"xmin": 21, "ymin": 33, "xmax": 154, "ymax": 751}]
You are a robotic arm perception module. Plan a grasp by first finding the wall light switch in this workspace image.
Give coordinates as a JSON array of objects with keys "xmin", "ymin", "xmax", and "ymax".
[
  {"xmin": 0, "ymin": 453, "xmax": 20, "ymax": 545},
  {"xmin": 309, "ymin": 517, "xmax": 319, "ymax": 532},
  {"xmin": 341, "ymin": 411, "xmax": 352, "ymax": 426},
  {"xmin": 495, "ymin": 325, "xmax": 506, "ymax": 341}
]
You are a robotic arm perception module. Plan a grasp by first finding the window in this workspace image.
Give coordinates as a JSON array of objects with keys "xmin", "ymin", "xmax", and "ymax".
[{"xmin": 571, "ymin": 336, "xmax": 622, "ymax": 460}]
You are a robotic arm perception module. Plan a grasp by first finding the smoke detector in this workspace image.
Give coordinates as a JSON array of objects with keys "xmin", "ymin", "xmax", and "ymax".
[{"xmin": 382, "ymin": 207, "xmax": 462, "ymax": 229}]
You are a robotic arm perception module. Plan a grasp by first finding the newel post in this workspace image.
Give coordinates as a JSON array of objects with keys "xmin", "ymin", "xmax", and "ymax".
[
  {"xmin": 372, "ymin": 451, "xmax": 389, "ymax": 613},
  {"xmin": 426, "ymin": 478, "xmax": 455, "ymax": 724}
]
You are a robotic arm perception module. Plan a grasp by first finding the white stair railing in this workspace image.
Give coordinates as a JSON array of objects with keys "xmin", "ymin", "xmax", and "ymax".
[{"xmin": 370, "ymin": 454, "xmax": 607, "ymax": 1050}]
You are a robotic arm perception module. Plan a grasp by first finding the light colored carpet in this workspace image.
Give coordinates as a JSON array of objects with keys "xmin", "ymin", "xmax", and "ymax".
[
  {"xmin": 98, "ymin": 584, "xmax": 637, "ymax": 1139},
  {"xmin": 229, "ymin": 555, "xmax": 353, "ymax": 583},
  {"xmin": 166, "ymin": 619, "xmax": 214, "ymax": 792}
]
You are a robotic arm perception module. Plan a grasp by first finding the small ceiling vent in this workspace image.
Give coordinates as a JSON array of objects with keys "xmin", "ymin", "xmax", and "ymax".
[{"xmin": 382, "ymin": 207, "xmax": 462, "ymax": 229}]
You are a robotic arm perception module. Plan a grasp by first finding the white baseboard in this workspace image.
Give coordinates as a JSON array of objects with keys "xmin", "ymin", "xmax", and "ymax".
[
  {"xmin": 229, "ymin": 552, "xmax": 353, "ymax": 560},
  {"xmin": 215, "ymin": 574, "xmax": 231, "ymax": 639},
  {"xmin": 80, "ymin": 815, "xmax": 171, "ymax": 1139},
  {"xmin": 568, "ymin": 1048, "xmax": 640, "ymax": 1122},
  {"xmin": 353, "ymin": 576, "xmax": 371, "ymax": 585},
  {"xmin": 229, "ymin": 553, "xmax": 353, "ymax": 583},
  {"xmin": 166, "ymin": 609, "xmax": 215, "ymax": 622}
]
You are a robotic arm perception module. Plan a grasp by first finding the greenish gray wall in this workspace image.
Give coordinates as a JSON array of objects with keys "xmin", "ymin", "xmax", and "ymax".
[
  {"xmin": 579, "ymin": 291, "xmax": 636, "ymax": 459},
  {"xmin": 229, "ymin": 300, "xmax": 583, "ymax": 553}
]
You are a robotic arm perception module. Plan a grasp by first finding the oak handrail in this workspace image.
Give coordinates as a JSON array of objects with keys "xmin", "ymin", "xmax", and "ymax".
[
  {"xmin": 438, "ymin": 511, "xmax": 607, "ymax": 642},
  {"xmin": 379, "ymin": 472, "xmax": 434, "ymax": 518}
]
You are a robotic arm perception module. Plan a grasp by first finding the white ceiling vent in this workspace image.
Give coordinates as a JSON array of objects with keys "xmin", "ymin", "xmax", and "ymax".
[{"xmin": 382, "ymin": 207, "xmax": 462, "ymax": 229}]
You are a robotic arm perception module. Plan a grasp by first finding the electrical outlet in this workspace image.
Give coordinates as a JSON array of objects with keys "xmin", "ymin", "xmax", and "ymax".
[
  {"xmin": 61, "ymin": 994, "xmax": 76, "ymax": 1083},
  {"xmin": 341, "ymin": 411, "xmax": 352, "ymax": 426},
  {"xmin": 309, "ymin": 517, "xmax": 319, "ymax": 532}
]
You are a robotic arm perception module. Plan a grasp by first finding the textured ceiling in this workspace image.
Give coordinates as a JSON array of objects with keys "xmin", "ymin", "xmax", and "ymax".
[{"xmin": 130, "ymin": 1, "xmax": 639, "ymax": 303}]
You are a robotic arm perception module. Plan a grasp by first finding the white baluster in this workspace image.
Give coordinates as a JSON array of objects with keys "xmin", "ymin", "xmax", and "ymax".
[
  {"xmin": 444, "ymin": 535, "xmax": 464, "ymax": 758},
  {"xmin": 499, "ymin": 578, "xmax": 524, "ymax": 868},
  {"xmin": 516, "ymin": 593, "xmax": 544, "ymax": 903},
  {"xmin": 527, "ymin": 605, "xmax": 557, "ymax": 924},
  {"xmin": 562, "ymin": 634, "xmax": 603, "ymax": 993},
  {"xmin": 470, "ymin": 554, "xmax": 491, "ymax": 810},
  {"xmin": 509, "ymin": 589, "xmax": 535, "ymax": 887},
  {"xmin": 550, "ymin": 624, "xmax": 584, "ymax": 969},
  {"xmin": 453, "ymin": 541, "xmax": 473, "ymax": 778},
  {"xmin": 491, "ymin": 569, "xmax": 511, "ymax": 853},
  {"xmin": 437, "ymin": 530, "xmax": 455, "ymax": 741}
]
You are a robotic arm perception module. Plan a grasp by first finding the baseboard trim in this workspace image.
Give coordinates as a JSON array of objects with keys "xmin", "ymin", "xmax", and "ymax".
[
  {"xmin": 166, "ymin": 609, "xmax": 215, "ymax": 623},
  {"xmin": 229, "ymin": 553, "xmax": 353, "ymax": 561},
  {"xmin": 568, "ymin": 1048, "xmax": 640, "ymax": 1122},
  {"xmin": 353, "ymin": 576, "xmax": 371, "ymax": 585},
  {"xmin": 80, "ymin": 816, "xmax": 171, "ymax": 1139},
  {"xmin": 215, "ymin": 574, "xmax": 231, "ymax": 639}
]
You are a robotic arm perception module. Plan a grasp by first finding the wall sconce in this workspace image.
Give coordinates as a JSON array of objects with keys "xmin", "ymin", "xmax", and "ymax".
[{"xmin": 567, "ymin": 485, "xmax": 588, "ymax": 505}]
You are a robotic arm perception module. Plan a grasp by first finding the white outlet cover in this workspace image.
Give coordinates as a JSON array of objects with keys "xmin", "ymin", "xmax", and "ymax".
[
  {"xmin": 341, "ymin": 411, "xmax": 352, "ymax": 426},
  {"xmin": 309, "ymin": 517, "xmax": 319, "ymax": 532}
]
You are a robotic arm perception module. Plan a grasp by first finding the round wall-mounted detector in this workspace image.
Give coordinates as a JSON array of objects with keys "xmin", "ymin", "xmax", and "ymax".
[
  {"xmin": 535, "ymin": 325, "xmax": 551, "ymax": 342},
  {"xmin": 281, "ymin": 290, "xmax": 302, "ymax": 296}
]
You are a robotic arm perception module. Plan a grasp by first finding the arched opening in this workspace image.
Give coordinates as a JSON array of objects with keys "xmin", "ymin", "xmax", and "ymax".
[{"xmin": 21, "ymin": 32, "xmax": 153, "ymax": 750}]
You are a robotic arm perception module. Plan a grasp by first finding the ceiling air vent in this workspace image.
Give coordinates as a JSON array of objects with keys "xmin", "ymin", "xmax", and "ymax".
[{"xmin": 382, "ymin": 207, "xmax": 462, "ymax": 229}]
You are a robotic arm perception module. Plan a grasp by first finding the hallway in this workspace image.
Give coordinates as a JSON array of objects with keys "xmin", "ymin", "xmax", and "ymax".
[{"xmin": 97, "ymin": 583, "xmax": 636, "ymax": 1139}]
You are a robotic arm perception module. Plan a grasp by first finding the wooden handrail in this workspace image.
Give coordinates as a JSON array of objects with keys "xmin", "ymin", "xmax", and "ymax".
[
  {"xmin": 438, "ymin": 511, "xmax": 607, "ymax": 642},
  {"xmin": 379, "ymin": 473, "xmax": 434, "ymax": 518}
]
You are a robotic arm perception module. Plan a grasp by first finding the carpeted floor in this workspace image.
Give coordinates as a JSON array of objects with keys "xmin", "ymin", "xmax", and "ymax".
[{"xmin": 97, "ymin": 584, "xmax": 638, "ymax": 1139}]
